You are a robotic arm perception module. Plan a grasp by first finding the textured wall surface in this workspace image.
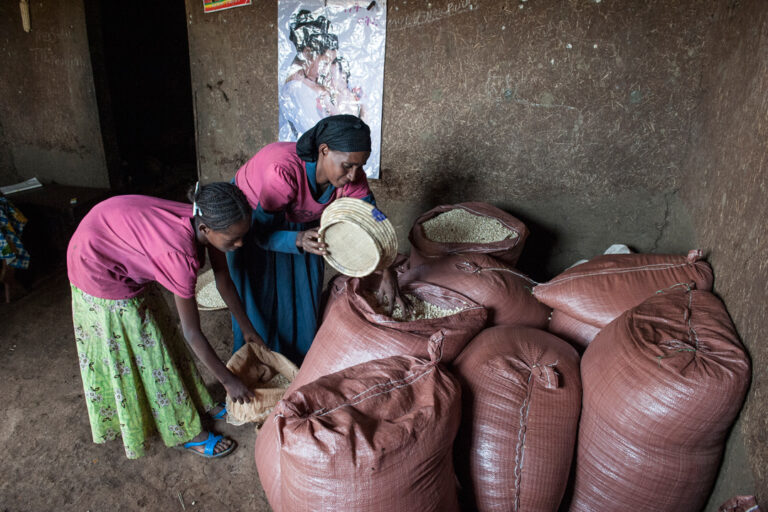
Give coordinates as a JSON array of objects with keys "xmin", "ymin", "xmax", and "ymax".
[
  {"xmin": 0, "ymin": 0, "xmax": 108, "ymax": 188},
  {"xmin": 184, "ymin": 1, "xmax": 280, "ymax": 182},
  {"xmin": 681, "ymin": 0, "xmax": 768, "ymax": 506},
  {"xmin": 185, "ymin": 0, "xmax": 709, "ymax": 277}
]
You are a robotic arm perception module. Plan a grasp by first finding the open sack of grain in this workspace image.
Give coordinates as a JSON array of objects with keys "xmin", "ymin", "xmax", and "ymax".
[
  {"xmin": 569, "ymin": 286, "xmax": 750, "ymax": 512},
  {"xmin": 224, "ymin": 343, "xmax": 298, "ymax": 426},
  {"xmin": 401, "ymin": 252, "xmax": 550, "ymax": 328},
  {"xmin": 532, "ymin": 249, "xmax": 713, "ymax": 329},
  {"xmin": 453, "ymin": 326, "xmax": 582, "ymax": 512},
  {"xmin": 409, "ymin": 202, "xmax": 529, "ymax": 267},
  {"xmin": 255, "ymin": 274, "xmax": 486, "ymax": 509},
  {"xmin": 293, "ymin": 273, "xmax": 487, "ymax": 390},
  {"xmin": 272, "ymin": 338, "xmax": 461, "ymax": 512}
]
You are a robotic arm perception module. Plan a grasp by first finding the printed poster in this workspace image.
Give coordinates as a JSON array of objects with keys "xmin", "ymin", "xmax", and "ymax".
[
  {"xmin": 278, "ymin": 0, "xmax": 387, "ymax": 179},
  {"xmin": 204, "ymin": 0, "xmax": 251, "ymax": 14}
]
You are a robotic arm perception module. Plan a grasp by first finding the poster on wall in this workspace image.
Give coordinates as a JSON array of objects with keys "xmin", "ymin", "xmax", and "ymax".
[
  {"xmin": 278, "ymin": 0, "xmax": 387, "ymax": 179},
  {"xmin": 204, "ymin": 0, "xmax": 251, "ymax": 14}
]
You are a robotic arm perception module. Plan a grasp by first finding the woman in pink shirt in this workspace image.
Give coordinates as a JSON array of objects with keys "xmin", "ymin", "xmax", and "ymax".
[
  {"xmin": 67, "ymin": 183, "xmax": 263, "ymax": 459},
  {"xmin": 229, "ymin": 115, "xmax": 404, "ymax": 364}
]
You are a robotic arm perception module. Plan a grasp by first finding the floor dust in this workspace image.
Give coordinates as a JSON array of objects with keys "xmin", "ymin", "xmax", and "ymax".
[{"xmin": 0, "ymin": 271, "xmax": 272, "ymax": 511}]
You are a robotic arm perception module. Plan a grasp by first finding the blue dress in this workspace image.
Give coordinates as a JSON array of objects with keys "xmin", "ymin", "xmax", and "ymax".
[{"xmin": 227, "ymin": 162, "xmax": 373, "ymax": 365}]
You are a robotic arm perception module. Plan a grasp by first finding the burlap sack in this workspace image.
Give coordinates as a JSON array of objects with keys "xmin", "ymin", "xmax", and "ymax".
[
  {"xmin": 224, "ymin": 343, "xmax": 298, "ymax": 426},
  {"xmin": 409, "ymin": 202, "xmax": 528, "ymax": 267},
  {"xmin": 453, "ymin": 326, "xmax": 582, "ymax": 511},
  {"xmin": 275, "ymin": 339, "xmax": 461, "ymax": 512},
  {"xmin": 546, "ymin": 309, "xmax": 601, "ymax": 351},
  {"xmin": 569, "ymin": 288, "xmax": 751, "ymax": 512},
  {"xmin": 255, "ymin": 276, "xmax": 486, "ymax": 510},
  {"xmin": 532, "ymin": 249, "xmax": 713, "ymax": 328},
  {"xmin": 401, "ymin": 253, "xmax": 551, "ymax": 328}
]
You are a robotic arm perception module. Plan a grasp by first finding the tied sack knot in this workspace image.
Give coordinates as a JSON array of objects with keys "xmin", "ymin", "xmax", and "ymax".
[{"xmin": 531, "ymin": 362, "xmax": 560, "ymax": 389}]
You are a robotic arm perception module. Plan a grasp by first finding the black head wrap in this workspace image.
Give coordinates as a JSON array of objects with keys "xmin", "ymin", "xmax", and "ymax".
[
  {"xmin": 296, "ymin": 115, "xmax": 372, "ymax": 162},
  {"xmin": 289, "ymin": 11, "xmax": 336, "ymax": 54}
]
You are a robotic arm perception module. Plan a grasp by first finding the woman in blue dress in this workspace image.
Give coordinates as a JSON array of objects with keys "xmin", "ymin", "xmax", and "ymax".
[{"xmin": 228, "ymin": 115, "xmax": 401, "ymax": 365}]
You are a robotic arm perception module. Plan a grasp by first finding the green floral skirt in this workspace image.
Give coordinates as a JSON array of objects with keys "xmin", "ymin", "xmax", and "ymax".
[{"xmin": 71, "ymin": 283, "xmax": 215, "ymax": 459}]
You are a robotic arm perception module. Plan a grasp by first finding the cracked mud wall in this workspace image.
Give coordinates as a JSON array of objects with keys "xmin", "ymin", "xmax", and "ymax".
[
  {"xmin": 0, "ymin": 0, "xmax": 108, "ymax": 188},
  {"xmin": 680, "ymin": 0, "xmax": 768, "ymax": 505}
]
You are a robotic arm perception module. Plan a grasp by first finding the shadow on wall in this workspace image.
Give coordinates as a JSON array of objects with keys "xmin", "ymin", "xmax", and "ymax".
[{"xmin": 416, "ymin": 146, "xmax": 558, "ymax": 281}]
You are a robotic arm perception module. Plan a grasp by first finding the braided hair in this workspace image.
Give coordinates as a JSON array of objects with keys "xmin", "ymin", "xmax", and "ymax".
[{"xmin": 188, "ymin": 182, "xmax": 251, "ymax": 231}]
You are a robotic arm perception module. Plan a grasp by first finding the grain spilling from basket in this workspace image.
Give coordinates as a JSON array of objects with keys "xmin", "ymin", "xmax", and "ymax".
[
  {"xmin": 422, "ymin": 208, "xmax": 518, "ymax": 243},
  {"xmin": 364, "ymin": 291, "xmax": 463, "ymax": 321}
]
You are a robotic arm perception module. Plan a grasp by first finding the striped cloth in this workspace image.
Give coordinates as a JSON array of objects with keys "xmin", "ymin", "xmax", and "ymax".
[{"xmin": 0, "ymin": 197, "xmax": 30, "ymax": 270}]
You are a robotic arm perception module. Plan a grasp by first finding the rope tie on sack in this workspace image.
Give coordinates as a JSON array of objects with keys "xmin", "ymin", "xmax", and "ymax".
[
  {"xmin": 655, "ymin": 285, "xmax": 702, "ymax": 367},
  {"xmin": 454, "ymin": 260, "xmax": 540, "ymax": 293}
]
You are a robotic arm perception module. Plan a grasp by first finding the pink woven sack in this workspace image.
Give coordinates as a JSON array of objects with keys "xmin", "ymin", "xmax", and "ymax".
[
  {"xmin": 546, "ymin": 309, "xmax": 601, "ymax": 351},
  {"xmin": 570, "ymin": 287, "xmax": 751, "ymax": 512},
  {"xmin": 532, "ymin": 249, "xmax": 713, "ymax": 328},
  {"xmin": 409, "ymin": 202, "xmax": 528, "ymax": 267},
  {"xmin": 276, "ymin": 340, "xmax": 461, "ymax": 512},
  {"xmin": 401, "ymin": 252, "xmax": 551, "ymax": 328},
  {"xmin": 294, "ymin": 275, "xmax": 487, "ymax": 390},
  {"xmin": 719, "ymin": 496, "xmax": 760, "ymax": 512},
  {"xmin": 453, "ymin": 326, "xmax": 582, "ymax": 511},
  {"xmin": 256, "ymin": 277, "xmax": 486, "ymax": 510}
]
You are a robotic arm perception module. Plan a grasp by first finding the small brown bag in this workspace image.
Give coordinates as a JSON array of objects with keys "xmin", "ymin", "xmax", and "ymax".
[{"xmin": 225, "ymin": 343, "xmax": 298, "ymax": 426}]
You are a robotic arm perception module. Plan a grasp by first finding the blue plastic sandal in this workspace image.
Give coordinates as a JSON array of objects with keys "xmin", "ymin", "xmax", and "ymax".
[
  {"xmin": 211, "ymin": 404, "xmax": 227, "ymax": 421},
  {"xmin": 182, "ymin": 432, "xmax": 236, "ymax": 458}
]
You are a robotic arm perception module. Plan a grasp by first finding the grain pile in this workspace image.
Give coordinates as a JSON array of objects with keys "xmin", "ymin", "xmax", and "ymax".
[
  {"xmin": 196, "ymin": 279, "xmax": 226, "ymax": 309},
  {"xmin": 257, "ymin": 373, "xmax": 291, "ymax": 389},
  {"xmin": 422, "ymin": 209, "xmax": 517, "ymax": 244},
  {"xmin": 365, "ymin": 291, "xmax": 462, "ymax": 321}
]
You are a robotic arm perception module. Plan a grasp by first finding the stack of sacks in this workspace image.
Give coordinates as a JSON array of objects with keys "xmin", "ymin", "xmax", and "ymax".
[
  {"xmin": 256, "ymin": 274, "xmax": 487, "ymax": 510},
  {"xmin": 570, "ymin": 286, "xmax": 751, "ymax": 511},
  {"xmin": 546, "ymin": 310, "xmax": 601, "ymax": 351},
  {"xmin": 533, "ymin": 249, "xmax": 713, "ymax": 350},
  {"xmin": 453, "ymin": 326, "xmax": 582, "ymax": 511},
  {"xmin": 274, "ymin": 339, "xmax": 461, "ymax": 512},
  {"xmin": 409, "ymin": 202, "xmax": 529, "ymax": 267},
  {"xmin": 401, "ymin": 252, "xmax": 551, "ymax": 329}
]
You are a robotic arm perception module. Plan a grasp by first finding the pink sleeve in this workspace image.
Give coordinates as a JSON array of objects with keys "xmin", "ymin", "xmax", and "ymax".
[
  {"xmin": 259, "ymin": 163, "xmax": 298, "ymax": 213},
  {"xmin": 342, "ymin": 169, "xmax": 372, "ymax": 199},
  {"xmin": 154, "ymin": 252, "xmax": 198, "ymax": 298}
]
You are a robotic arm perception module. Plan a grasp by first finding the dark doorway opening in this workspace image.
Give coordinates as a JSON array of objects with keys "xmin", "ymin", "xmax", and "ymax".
[{"xmin": 84, "ymin": 1, "xmax": 197, "ymax": 200}]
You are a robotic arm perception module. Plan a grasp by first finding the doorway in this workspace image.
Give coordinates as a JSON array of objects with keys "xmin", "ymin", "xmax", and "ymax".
[{"xmin": 84, "ymin": 1, "xmax": 197, "ymax": 200}]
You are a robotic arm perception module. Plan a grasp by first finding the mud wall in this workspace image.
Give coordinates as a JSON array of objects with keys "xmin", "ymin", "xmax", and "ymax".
[
  {"xmin": 0, "ymin": 0, "xmax": 108, "ymax": 188},
  {"xmin": 681, "ymin": 0, "xmax": 768, "ymax": 505},
  {"xmin": 185, "ymin": 0, "xmax": 711, "ymax": 278}
]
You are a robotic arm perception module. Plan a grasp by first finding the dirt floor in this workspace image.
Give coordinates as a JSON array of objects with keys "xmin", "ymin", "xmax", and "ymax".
[{"xmin": 0, "ymin": 270, "xmax": 272, "ymax": 512}]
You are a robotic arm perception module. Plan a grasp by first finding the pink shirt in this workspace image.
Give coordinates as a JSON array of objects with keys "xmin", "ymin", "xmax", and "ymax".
[
  {"xmin": 67, "ymin": 195, "xmax": 200, "ymax": 300},
  {"xmin": 235, "ymin": 142, "xmax": 372, "ymax": 224}
]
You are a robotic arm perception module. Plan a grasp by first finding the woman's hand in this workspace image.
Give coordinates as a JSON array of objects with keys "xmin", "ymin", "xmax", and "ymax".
[
  {"xmin": 243, "ymin": 328, "xmax": 267, "ymax": 349},
  {"xmin": 375, "ymin": 266, "xmax": 410, "ymax": 316},
  {"xmin": 296, "ymin": 227, "xmax": 327, "ymax": 255},
  {"xmin": 224, "ymin": 375, "xmax": 255, "ymax": 404}
]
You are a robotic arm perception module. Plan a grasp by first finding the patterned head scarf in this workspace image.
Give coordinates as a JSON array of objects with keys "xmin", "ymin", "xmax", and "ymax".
[{"xmin": 296, "ymin": 115, "xmax": 372, "ymax": 162}]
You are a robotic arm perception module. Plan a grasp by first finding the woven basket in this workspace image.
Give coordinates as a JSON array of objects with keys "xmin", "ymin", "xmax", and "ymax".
[
  {"xmin": 319, "ymin": 198, "xmax": 398, "ymax": 277},
  {"xmin": 195, "ymin": 268, "xmax": 227, "ymax": 311}
]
